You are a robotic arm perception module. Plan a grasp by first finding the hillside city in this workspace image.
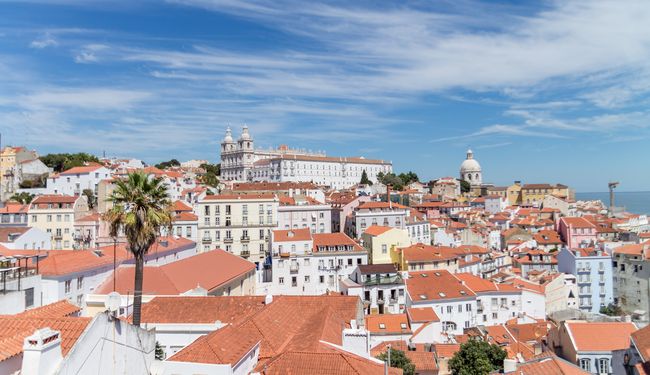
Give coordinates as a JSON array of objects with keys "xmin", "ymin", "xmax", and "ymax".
[{"xmin": 0, "ymin": 126, "xmax": 648, "ymax": 374}]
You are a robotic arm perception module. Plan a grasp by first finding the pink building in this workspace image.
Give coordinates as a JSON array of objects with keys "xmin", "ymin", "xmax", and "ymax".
[{"xmin": 558, "ymin": 217, "xmax": 596, "ymax": 249}]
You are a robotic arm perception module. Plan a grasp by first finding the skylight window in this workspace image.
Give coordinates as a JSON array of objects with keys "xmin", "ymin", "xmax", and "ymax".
[
  {"xmin": 438, "ymin": 292, "xmax": 446, "ymax": 297},
  {"xmin": 379, "ymin": 323, "xmax": 386, "ymax": 329}
]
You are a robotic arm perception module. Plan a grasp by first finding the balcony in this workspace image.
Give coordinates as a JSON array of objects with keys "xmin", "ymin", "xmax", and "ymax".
[
  {"xmin": 362, "ymin": 275, "xmax": 404, "ymax": 287},
  {"xmin": 53, "ymin": 234, "xmax": 63, "ymax": 240},
  {"xmin": 477, "ymin": 303, "xmax": 484, "ymax": 313},
  {"xmin": 389, "ymin": 298, "xmax": 398, "ymax": 304},
  {"xmin": 201, "ymin": 238, "xmax": 212, "ymax": 244},
  {"xmin": 240, "ymin": 236, "xmax": 250, "ymax": 243},
  {"xmin": 318, "ymin": 265, "xmax": 341, "ymax": 272},
  {"xmin": 289, "ymin": 264, "xmax": 299, "ymax": 274},
  {"xmin": 240, "ymin": 250, "xmax": 250, "ymax": 258},
  {"xmin": 224, "ymin": 237, "xmax": 234, "ymax": 244}
]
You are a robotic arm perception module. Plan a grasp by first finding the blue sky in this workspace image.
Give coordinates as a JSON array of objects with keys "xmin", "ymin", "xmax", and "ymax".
[{"xmin": 1, "ymin": 0, "xmax": 649, "ymax": 192}]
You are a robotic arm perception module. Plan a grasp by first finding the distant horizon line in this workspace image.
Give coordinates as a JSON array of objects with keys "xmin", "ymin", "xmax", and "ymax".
[{"xmin": 576, "ymin": 191, "xmax": 650, "ymax": 194}]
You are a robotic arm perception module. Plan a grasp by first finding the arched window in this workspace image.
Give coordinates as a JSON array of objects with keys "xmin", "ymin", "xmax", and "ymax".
[
  {"xmin": 467, "ymin": 174, "xmax": 472, "ymax": 181},
  {"xmin": 475, "ymin": 173, "xmax": 479, "ymax": 180}
]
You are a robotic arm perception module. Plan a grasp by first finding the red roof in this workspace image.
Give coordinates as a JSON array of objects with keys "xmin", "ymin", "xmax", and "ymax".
[
  {"xmin": 173, "ymin": 212, "xmax": 198, "ymax": 222},
  {"xmin": 168, "ymin": 295, "xmax": 361, "ymax": 369},
  {"xmin": 38, "ymin": 236, "xmax": 195, "ymax": 276},
  {"xmin": 30, "ymin": 195, "xmax": 80, "ymax": 205},
  {"xmin": 0, "ymin": 316, "xmax": 91, "ymax": 362},
  {"xmin": 566, "ymin": 321, "xmax": 637, "ymax": 351},
  {"xmin": 140, "ymin": 296, "xmax": 266, "ymax": 324},
  {"xmin": 407, "ymin": 307, "xmax": 440, "ymax": 323},
  {"xmin": 95, "ymin": 249, "xmax": 255, "ymax": 295},
  {"xmin": 363, "ymin": 225, "xmax": 394, "ymax": 236},
  {"xmin": 60, "ymin": 163, "xmax": 104, "ymax": 175},
  {"xmin": 171, "ymin": 200, "xmax": 193, "ymax": 212},
  {"xmin": 18, "ymin": 300, "xmax": 81, "ymax": 318},
  {"xmin": 632, "ymin": 324, "xmax": 650, "ymax": 362},
  {"xmin": 406, "ymin": 269, "xmax": 475, "ymax": 301},
  {"xmin": 312, "ymin": 233, "xmax": 363, "ymax": 252},
  {"xmin": 273, "ymin": 228, "xmax": 312, "ymax": 242},
  {"xmin": 561, "ymin": 217, "xmax": 596, "ymax": 229},
  {"xmin": 365, "ymin": 314, "xmax": 411, "ymax": 334},
  {"xmin": 0, "ymin": 203, "xmax": 29, "ymax": 214}
]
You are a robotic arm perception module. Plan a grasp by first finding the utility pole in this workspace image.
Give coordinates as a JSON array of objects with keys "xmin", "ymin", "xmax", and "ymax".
[{"xmin": 384, "ymin": 343, "xmax": 391, "ymax": 375}]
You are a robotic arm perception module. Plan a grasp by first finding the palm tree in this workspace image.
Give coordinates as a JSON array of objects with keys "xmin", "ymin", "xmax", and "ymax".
[{"xmin": 104, "ymin": 171, "xmax": 172, "ymax": 326}]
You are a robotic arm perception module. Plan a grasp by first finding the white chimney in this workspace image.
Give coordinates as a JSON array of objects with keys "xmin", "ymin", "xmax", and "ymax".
[
  {"xmin": 342, "ymin": 325, "xmax": 370, "ymax": 358},
  {"xmin": 21, "ymin": 328, "xmax": 63, "ymax": 375},
  {"xmin": 503, "ymin": 358, "xmax": 517, "ymax": 373}
]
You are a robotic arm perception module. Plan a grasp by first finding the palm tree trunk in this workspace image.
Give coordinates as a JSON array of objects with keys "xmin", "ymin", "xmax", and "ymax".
[{"xmin": 132, "ymin": 253, "xmax": 145, "ymax": 327}]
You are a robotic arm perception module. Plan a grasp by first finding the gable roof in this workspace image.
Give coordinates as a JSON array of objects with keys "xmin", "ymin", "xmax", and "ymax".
[
  {"xmin": 95, "ymin": 249, "xmax": 255, "ymax": 295},
  {"xmin": 168, "ymin": 295, "xmax": 361, "ymax": 369},
  {"xmin": 364, "ymin": 225, "xmax": 394, "ymax": 236},
  {"xmin": 632, "ymin": 323, "xmax": 650, "ymax": 362},
  {"xmin": 406, "ymin": 269, "xmax": 475, "ymax": 302},
  {"xmin": 139, "ymin": 296, "xmax": 266, "ymax": 324},
  {"xmin": 566, "ymin": 321, "xmax": 637, "ymax": 352},
  {"xmin": 272, "ymin": 228, "xmax": 312, "ymax": 242},
  {"xmin": 0, "ymin": 315, "xmax": 91, "ymax": 362}
]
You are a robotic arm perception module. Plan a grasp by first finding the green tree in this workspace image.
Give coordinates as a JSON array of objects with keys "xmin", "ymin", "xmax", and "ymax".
[
  {"xmin": 600, "ymin": 303, "xmax": 623, "ymax": 316},
  {"xmin": 154, "ymin": 159, "xmax": 180, "ymax": 170},
  {"xmin": 104, "ymin": 172, "xmax": 172, "ymax": 326},
  {"xmin": 40, "ymin": 153, "xmax": 99, "ymax": 172},
  {"xmin": 460, "ymin": 179, "xmax": 471, "ymax": 193},
  {"xmin": 378, "ymin": 172, "xmax": 404, "ymax": 190},
  {"xmin": 82, "ymin": 189, "xmax": 96, "ymax": 209},
  {"xmin": 376, "ymin": 348, "xmax": 415, "ymax": 375},
  {"xmin": 449, "ymin": 340, "xmax": 507, "ymax": 375},
  {"xmin": 9, "ymin": 192, "xmax": 34, "ymax": 204},
  {"xmin": 360, "ymin": 169, "xmax": 372, "ymax": 185},
  {"xmin": 199, "ymin": 163, "xmax": 220, "ymax": 187},
  {"xmin": 398, "ymin": 171, "xmax": 419, "ymax": 186}
]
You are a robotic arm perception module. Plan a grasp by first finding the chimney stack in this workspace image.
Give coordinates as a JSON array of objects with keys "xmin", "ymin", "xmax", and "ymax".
[{"xmin": 21, "ymin": 328, "xmax": 63, "ymax": 375}]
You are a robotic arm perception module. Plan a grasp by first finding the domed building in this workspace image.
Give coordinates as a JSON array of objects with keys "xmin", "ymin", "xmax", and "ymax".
[{"xmin": 460, "ymin": 149, "xmax": 482, "ymax": 187}]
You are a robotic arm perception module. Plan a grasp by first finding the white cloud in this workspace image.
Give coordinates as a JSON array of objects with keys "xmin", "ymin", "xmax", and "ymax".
[{"xmin": 29, "ymin": 33, "xmax": 58, "ymax": 49}]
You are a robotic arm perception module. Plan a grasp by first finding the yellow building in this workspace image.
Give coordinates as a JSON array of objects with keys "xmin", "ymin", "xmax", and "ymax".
[
  {"xmin": 506, "ymin": 181, "xmax": 523, "ymax": 206},
  {"xmin": 0, "ymin": 146, "xmax": 38, "ymax": 200},
  {"xmin": 28, "ymin": 195, "xmax": 89, "ymax": 250},
  {"xmin": 394, "ymin": 243, "xmax": 459, "ymax": 272},
  {"xmin": 361, "ymin": 225, "xmax": 411, "ymax": 265},
  {"xmin": 521, "ymin": 183, "xmax": 571, "ymax": 206}
]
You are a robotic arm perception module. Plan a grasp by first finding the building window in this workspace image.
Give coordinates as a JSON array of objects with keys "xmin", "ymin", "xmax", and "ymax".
[
  {"xmin": 320, "ymin": 275, "xmax": 325, "ymax": 284},
  {"xmin": 65, "ymin": 280, "xmax": 71, "ymax": 293},
  {"xmin": 25, "ymin": 288, "xmax": 34, "ymax": 308},
  {"xmin": 279, "ymin": 277, "xmax": 284, "ymax": 285},
  {"xmin": 382, "ymin": 244, "xmax": 388, "ymax": 254},
  {"xmin": 77, "ymin": 277, "xmax": 84, "ymax": 289},
  {"xmin": 579, "ymin": 358, "xmax": 590, "ymax": 371},
  {"xmin": 597, "ymin": 358, "xmax": 608, "ymax": 374}
]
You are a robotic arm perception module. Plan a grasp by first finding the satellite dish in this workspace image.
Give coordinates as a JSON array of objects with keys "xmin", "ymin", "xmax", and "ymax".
[{"xmin": 105, "ymin": 291, "xmax": 121, "ymax": 313}]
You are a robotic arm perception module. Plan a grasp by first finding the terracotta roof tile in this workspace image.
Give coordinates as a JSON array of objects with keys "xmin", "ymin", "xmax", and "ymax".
[
  {"xmin": 566, "ymin": 321, "xmax": 637, "ymax": 352},
  {"xmin": 95, "ymin": 249, "xmax": 255, "ymax": 295},
  {"xmin": 364, "ymin": 225, "xmax": 394, "ymax": 236},
  {"xmin": 365, "ymin": 314, "xmax": 411, "ymax": 334},
  {"xmin": 632, "ymin": 324, "xmax": 650, "ymax": 362},
  {"xmin": 406, "ymin": 270, "xmax": 475, "ymax": 302},
  {"xmin": 140, "ymin": 296, "xmax": 266, "ymax": 324},
  {"xmin": 18, "ymin": 300, "xmax": 81, "ymax": 318},
  {"xmin": 272, "ymin": 228, "xmax": 312, "ymax": 242},
  {"xmin": 406, "ymin": 307, "xmax": 439, "ymax": 323}
]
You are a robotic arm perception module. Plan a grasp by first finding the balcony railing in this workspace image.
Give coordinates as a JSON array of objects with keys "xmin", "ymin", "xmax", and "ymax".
[
  {"xmin": 240, "ymin": 236, "xmax": 250, "ymax": 243},
  {"xmin": 202, "ymin": 238, "xmax": 212, "ymax": 244},
  {"xmin": 289, "ymin": 264, "xmax": 299, "ymax": 274},
  {"xmin": 224, "ymin": 237, "xmax": 234, "ymax": 244},
  {"xmin": 362, "ymin": 275, "xmax": 404, "ymax": 286},
  {"xmin": 240, "ymin": 250, "xmax": 250, "ymax": 258}
]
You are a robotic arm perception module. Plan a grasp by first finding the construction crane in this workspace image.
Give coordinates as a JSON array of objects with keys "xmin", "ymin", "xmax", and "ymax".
[{"xmin": 608, "ymin": 181, "xmax": 619, "ymax": 216}]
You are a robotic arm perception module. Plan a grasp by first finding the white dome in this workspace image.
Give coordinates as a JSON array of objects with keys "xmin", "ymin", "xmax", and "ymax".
[
  {"xmin": 460, "ymin": 158, "xmax": 481, "ymax": 173},
  {"xmin": 223, "ymin": 127, "xmax": 234, "ymax": 143}
]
